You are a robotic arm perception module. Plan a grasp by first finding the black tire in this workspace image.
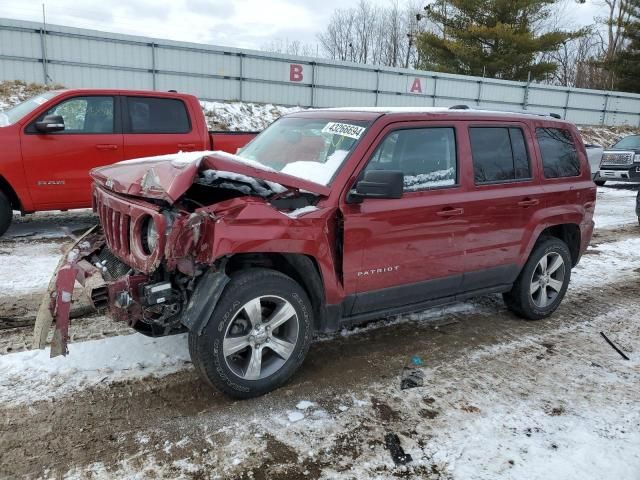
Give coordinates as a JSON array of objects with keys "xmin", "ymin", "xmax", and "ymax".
[
  {"xmin": 189, "ymin": 268, "xmax": 313, "ymax": 399},
  {"xmin": 503, "ymin": 238, "xmax": 572, "ymax": 320},
  {"xmin": 594, "ymin": 180, "xmax": 606, "ymax": 186},
  {"xmin": 0, "ymin": 190, "xmax": 12, "ymax": 238}
]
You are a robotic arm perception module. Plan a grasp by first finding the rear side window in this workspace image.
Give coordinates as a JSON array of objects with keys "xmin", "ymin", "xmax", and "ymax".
[
  {"xmin": 470, "ymin": 127, "xmax": 531, "ymax": 183},
  {"xmin": 126, "ymin": 97, "xmax": 190, "ymax": 134},
  {"xmin": 536, "ymin": 128, "xmax": 580, "ymax": 178},
  {"xmin": 364, "ymin": 127, "xmax": 457, "ymax": 191}
]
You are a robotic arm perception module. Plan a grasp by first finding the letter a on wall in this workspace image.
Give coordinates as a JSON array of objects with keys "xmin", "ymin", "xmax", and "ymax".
[
  {"xmin": 407, "ymin": 77, "xmax": 426, "ymax": 95},
  {"xmin": 290, "ymin": 64, "xmax": 304, "ymax": 82}
]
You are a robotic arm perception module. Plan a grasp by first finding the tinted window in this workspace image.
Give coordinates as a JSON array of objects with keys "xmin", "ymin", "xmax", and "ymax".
[
  {"xmin": 44, "ymin": 96, "xmax": 114, "ymax": 133},
  {"xmin": 612, "ymin": 135, "xmax": 640, "ymax": 150},
  {"xmin": 470, "ymin": 127, "xmax": 531, "ymax": 183},
  {"xmin": 126, "ymin": 97, "xmax": 190, "ymax": 134},
  {"xmin": 536, "ymin": 128, "xmax": 580, "ymax": 178},
  {"xmin": 364, "ymin": 128, "xmax": 457, "ymax": 191}
]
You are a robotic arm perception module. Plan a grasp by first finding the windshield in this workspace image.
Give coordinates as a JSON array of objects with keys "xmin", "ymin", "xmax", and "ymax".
[
  {"xmin": 612, "ymin": 135, "xmax": 640, "ymax": 150},
  {"xmin": 237, "ymin": 117, "xmax": 370, "ymax": 185},
  {"xmin": 0, "ymin": 91, "xmax": 59, "ymax": 126}
]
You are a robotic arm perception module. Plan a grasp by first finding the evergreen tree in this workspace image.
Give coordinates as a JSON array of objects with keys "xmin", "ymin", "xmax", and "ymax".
[
  {"xmin": 415, "ymin": 0, "xmax": 582, "ymax": 81},
  {"xmin": 609, "ymin": 0, "xmax": 640, "ymax": 92}
]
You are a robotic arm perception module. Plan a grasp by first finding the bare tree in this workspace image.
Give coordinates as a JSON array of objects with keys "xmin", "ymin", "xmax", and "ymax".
[
  {"xmin": 261, "ymin": 39, "xmax": 318, "ymax": 57},
  {"xmin": 317, "ymin": 0, "xmax": 428, "ymax": 68}
]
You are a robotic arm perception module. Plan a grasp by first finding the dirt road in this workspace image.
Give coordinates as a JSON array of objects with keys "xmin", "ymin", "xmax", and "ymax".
[{"xmin": 0, "ymin": 186, "xmax": 639, "ymax": 479}]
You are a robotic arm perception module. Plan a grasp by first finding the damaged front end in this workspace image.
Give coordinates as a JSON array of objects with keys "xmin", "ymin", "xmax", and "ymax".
[{"xmin": 33, "ymin": 151, "xmax": 326, "ymax": 357}]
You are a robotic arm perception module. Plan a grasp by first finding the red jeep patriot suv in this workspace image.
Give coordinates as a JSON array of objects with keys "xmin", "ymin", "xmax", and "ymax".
[{"xmin": 35, "ymin": 106, "xmax": 596, "ymax": 398}]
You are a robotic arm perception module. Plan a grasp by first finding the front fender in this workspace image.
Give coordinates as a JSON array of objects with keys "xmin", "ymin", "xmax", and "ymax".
[{"xmin": 180, "ymin": 267, "xmax": 230, "ymax": 335}]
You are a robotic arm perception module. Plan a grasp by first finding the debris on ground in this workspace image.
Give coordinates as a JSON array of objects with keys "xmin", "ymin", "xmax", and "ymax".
[
  {"xmin": 400, "ymin": 367, "xmax": 424, "ymax": 390},
  {"xmin": 600, "ymin": 332, "xmax": 631, "ymax": 360},
  {"xmin": 384, "ymin": 433, "xmax": 413, "ymax": 465}
]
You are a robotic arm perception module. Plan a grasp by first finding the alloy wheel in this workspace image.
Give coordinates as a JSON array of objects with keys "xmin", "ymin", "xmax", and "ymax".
[{"xmin": 223, "ymin": 295, "xmax": 299, "ymax": 380}]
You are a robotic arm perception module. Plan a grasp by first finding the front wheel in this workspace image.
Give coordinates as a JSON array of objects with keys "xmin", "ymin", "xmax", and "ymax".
[
  {"xmin": 594, "ymin": 180, "xmax": 606, "ymax": 187},
  {"xmin": 189, "ymin": 268, "xmax": 313, "ymax": 399},
  {"xmin": 503, "ymin": 238, "xmax": 572, "ymax": 320},
  {"xmin": 0, "ymin": 190, "xmax": 13, "ymax": 237}
]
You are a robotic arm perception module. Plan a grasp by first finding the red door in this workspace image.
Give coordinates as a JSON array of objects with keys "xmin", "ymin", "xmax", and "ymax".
[
  {"xmin": 122, "ymin": 96, "xmax": 205, "ymax": 159},
  {"xmin": 21, "ymin": 95, "xmax": 123, "ymax": 209},
  {"xmin": 458, "ymin": 122, "xmax": 542, "ymax": 290},
  {"xmin": 341, "ymin": 123, "xmax": 467, "ymax": 314}
]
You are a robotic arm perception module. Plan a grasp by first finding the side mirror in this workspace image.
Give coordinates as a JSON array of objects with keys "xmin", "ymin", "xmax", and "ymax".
[
  {"xmin": 35, "ymin": 114, "xmax": 65, "ymax": 133},
  {"xmin": 347, "ymin": 170, "xmax": 404, "ymax": 203}
]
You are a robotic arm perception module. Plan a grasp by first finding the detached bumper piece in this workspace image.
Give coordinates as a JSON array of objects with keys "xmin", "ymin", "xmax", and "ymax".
[{"xmin": 33, "ymin": 226, "xmax": 108, "ymax": 357}]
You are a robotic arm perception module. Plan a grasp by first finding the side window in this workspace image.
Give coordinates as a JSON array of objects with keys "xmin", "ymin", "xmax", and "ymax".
[
  {"xmin": 536, "ymin": 128, "xmax": 580, "ymax": 178},
  {"xmin": 126, "ymin": 97, "xmax": 190, "ymax": 134},
  {"xmin": 45, "ymin": 96, "xmax": 114, "ymax": 133},
  {"xmin": 364, "ymin": 127, "xmax": 457, "ymax": 192},
  {"xmin": 470, "ymin": 127, "xmax": 531, "ymax": 184}
]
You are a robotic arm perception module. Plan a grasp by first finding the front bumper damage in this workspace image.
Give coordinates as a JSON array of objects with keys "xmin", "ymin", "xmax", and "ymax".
[
  {"xmin": 33, "ymin": 226, "xmax": 150, "ymax": 357},
  {"xmin": 34, "ymin": 226, "xmax": 104, "ymax": 356}
]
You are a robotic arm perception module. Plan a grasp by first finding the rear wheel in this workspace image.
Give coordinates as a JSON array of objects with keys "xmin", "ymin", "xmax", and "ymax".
[
  {"xmin": 594, "ymin": 180, "xmax": 606, "ymax": 186},
  {"xmin": 503, "ymin": 238, "xmax": 572, "ymax": 320},
  {"xmin": 189, "ymin": 268, "xmax": 313, "ymax": 399},
  {"xmin": 0, "ymin": 190, "xmax": 12, "ymax": 237}
]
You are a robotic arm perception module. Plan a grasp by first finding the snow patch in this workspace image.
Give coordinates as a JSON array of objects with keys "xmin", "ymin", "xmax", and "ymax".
[
  {"xmin": 0, "ymin": 333, "xmax": 190, "ymax": 406},
  {"xmin": 281, "ymin": 149, "xmax": 349, "ymax": 186},
  {"xmin": 287, "ymin": 411, "xmax": 305, "ymax": 423},
  {"xmin": 296, "ymin": 400, "xmax": 316, "ymax": 410},
  {"xmin": 283, "ymin": 206, "xmax": 319, "ymax": 218},
  {"xmin": 116, "ymin": 150, "xmax": 215, "ymax": 166}
]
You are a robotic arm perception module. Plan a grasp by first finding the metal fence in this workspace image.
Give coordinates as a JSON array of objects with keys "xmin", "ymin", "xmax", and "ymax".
[{"xmin": 2, "ymin": 17, "xmax": 640, "ymax": 126}]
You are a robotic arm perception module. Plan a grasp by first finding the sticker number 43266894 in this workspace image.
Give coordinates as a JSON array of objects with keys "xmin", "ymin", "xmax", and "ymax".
[{"xmin": 321, "ymin": 122, "xmax": 366, "ymax": 140}]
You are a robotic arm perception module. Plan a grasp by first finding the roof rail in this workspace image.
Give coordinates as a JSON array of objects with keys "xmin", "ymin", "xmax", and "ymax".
[{"xmin": 448, "ymin": 104, "xmax": 562, "ymax": 120}]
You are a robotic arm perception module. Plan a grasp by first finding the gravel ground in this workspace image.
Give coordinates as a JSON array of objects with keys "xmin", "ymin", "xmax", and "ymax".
[{"xmin": 0, "ymin": 184, "xmax": 638, "ymax": 479}]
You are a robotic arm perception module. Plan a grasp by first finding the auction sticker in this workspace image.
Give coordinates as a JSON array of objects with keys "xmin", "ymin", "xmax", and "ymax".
[{"xmin": 322, "ymin": 122, "xmax": 366, "ymax": 140}]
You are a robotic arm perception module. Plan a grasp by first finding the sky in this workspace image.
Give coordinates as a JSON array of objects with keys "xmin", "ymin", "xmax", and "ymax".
[{"xmin": 0, "ymin": 0, "xmax": 606, "ymax": 52}]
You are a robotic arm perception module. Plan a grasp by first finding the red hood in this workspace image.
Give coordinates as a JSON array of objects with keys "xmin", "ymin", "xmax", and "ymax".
[{"xmin": 91, "ymin": 152, "xmax": 331, "ymax": 203}]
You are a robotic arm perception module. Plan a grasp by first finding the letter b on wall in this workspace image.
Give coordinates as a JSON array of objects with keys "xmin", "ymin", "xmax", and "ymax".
[{"xmin": 289, "ymin": 64, "xmax": 304, "ymax": 82}]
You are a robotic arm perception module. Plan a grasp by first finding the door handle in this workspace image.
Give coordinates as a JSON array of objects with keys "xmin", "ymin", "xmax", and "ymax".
[
  {"xmin": 436, "ymin": 207, "xmax": 464, "ymax": 217},
  {"xmin": 517, "ymin": 198, "xmax": 540, "ymax": 207},
  {"xmin": 95, "ymin": 144, "xmax": 119, "ymax": 151},
  {"xmin": 177, "ymin": 143, "xmax": 196, "ymax": 150}
]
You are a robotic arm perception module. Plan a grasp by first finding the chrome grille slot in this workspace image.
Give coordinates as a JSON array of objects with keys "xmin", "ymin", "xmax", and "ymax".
[{"xmin": 601, "ymin": 152, "xmax": 633, "ymax": 166}]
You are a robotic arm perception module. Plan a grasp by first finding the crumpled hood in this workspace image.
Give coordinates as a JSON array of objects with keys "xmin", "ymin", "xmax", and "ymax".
[{"xmin": 91, "ymin": 151, "xmax": 331, "ymax": 204}]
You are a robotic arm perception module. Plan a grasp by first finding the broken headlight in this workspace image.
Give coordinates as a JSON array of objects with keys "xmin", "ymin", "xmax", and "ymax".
[{"xmin": 141, "ymin": 215, "xmax": 159, "ymax": 254}]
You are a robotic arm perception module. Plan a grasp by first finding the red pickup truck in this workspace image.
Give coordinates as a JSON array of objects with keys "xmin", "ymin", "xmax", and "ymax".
[
  {"xmin": 0, "ymin": 89, "xmax": 257, "ymax": 236},
  {"xmin": 35, "ymin": 107, "xmax": 596, "ymax": 399}
]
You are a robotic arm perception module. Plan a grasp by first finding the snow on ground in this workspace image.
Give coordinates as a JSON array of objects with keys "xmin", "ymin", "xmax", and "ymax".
[
  {"xmin": 0, "ymin": 333, "xmax": 189, "ymax": 406},
  {"xmin": 201, "ymin": 100, "xmax": 300, "ymax": 131},
  {"xmin": 578, "ymin": 125, "xmax": 640, "ymax": 147},
  {"xmin": 593, "ymin": 183, "xmax": 638, "ymax": 228},
  {"xmin": 258, "ymin": 306, "xmax": 640, "ymax": 480},
  {"xmin": 0, "ymin": 242, "xmax": 62, "ymax": 295}
]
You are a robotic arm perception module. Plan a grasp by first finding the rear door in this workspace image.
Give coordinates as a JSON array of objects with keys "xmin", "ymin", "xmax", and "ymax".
[
  {"xmin": 458, "ymin": 122, "xmax": 542, "ymax": 291},
  {"xmin": 21, "ymin": 95, "xmax": 123, "ymax": 209},
  {"xmin": 341, "ymin": 122, "xmax": 468, "ymax": 315},
  {"xmin": 122, "ymin": 95, "xmax": 205, "ymax": 159}
]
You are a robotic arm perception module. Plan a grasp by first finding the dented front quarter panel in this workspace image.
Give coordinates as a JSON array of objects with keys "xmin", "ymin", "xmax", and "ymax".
[{"xmin": 183, "ymin": 197, "xmax": 344, "ymax": 304}]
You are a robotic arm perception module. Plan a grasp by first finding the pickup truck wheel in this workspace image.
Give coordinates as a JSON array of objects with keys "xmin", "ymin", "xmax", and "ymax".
[
  {"xmin": 594, "ymin": 180, "xmax": 606, "ymax": 186},
  {"xmin": 189, "ymin": 268, "xmax": 313, "ymax": 399},
  {"xmin": 503, "ymin": 238, "xmax": 572, "ymax": 320},
  {"xmin": 0, "ymin": 190, "xmax": 12, "ymax": 237}
]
